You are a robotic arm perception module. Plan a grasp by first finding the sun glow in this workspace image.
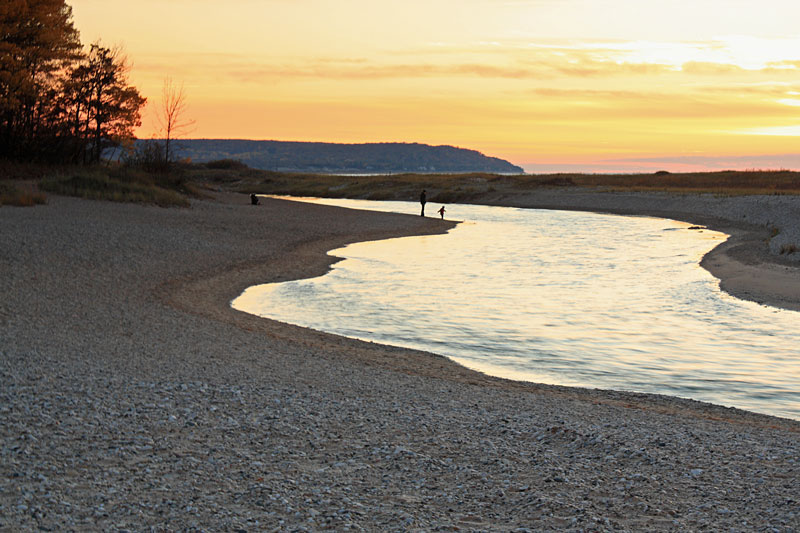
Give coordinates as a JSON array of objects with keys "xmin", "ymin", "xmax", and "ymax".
[
  {"xmin": 737, "ymin": 125, "xmax": 800, "ymax": 137},
  {"xmin": 68, "ymin": 0, "xmax": 800, "ymax": 172}
]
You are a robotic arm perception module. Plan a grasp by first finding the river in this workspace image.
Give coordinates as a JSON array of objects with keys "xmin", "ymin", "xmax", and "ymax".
[{"xmin": 233, "ymin": 198, "xmax": 800, "ymax": 420}]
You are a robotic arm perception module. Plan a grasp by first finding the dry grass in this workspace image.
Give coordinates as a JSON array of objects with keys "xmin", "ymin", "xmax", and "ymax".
[
  {"xmin": 41, "ymin": 170, "xmax": 191, "ymax": 207},
  {"xmin": 558, "ymin": 170, "xmax": 800, "ymax": 195},
  {"xmin": 7, "ymin": 158, "xmax": 800, "ymax": 208},
  {"xmin": 196, "ymin": 167, "xmax": 800, "ymax": 201},
  {"xmin": 0, "ymin": 182, "xmax": 47, "ymax": 207}
]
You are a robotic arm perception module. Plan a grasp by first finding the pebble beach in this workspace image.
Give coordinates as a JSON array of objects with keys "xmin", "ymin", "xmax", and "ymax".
[{"xmin": 1, "ymin": 192, "xmax": 798, "ymax": 531}]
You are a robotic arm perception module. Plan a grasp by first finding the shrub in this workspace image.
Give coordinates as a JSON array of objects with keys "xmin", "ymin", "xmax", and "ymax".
[
  {"xmin": 41, "ymin": 171, "xmax": 189, "ymax": 207},
  {"xmin": 540, "ymin": 176, "xmax": 576, "ymax": 187},
  {"xmin": 0, "ymin": 182, "xmax": 47, "ymax": 207},
  {"xmin": 206, "ymin": 159, "xmax": 248, "ymax": 170},
  {"xmin": 122, "ymin": 140, "xmax": 169, "ymax": 173}
]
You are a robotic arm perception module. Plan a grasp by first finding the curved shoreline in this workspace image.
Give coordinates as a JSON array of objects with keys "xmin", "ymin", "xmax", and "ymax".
[
  {"xmin": 2, "ymin": 192, "xmax": 798, "ymax": 530},
  {"xmin": 227, "ymin": 195, "xmax": 800, "ymax": 419},
  {"xmin": 168, "ymin": 192, "xmax": 800, "ymax": 428},
  {"xmin": 263, "ymin": 190, "xmax": 800, "ymax": 312}
]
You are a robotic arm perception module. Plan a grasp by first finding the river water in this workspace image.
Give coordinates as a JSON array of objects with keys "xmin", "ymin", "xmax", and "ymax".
[{"xmin": 232, "ymin": 198, "xmax": 800, "ymax": 420}]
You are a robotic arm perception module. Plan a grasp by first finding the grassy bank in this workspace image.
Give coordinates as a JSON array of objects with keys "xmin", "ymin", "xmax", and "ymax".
[
  {"xmin": 1, "ymin": 160, "xmax": 203, "ymax": 208},
  {"xmin": 193, "ymin": 165, "xmax": 800, "ymax": 202},
  {"xmin": 40, "ymin": 169, "xmax": 192, "ymax": 208},
  {"xmin": 0, "ymin": 182, "xmax": 47, "ymax": 207},
  {"xmin": 6, "ymin": 157, "xmax": 800, "ymax": 208}
]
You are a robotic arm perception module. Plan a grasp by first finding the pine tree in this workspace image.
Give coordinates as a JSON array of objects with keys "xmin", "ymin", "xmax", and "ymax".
[
  {"xmin": 0, "ymin": 0, "xmax": 81, "ymax": 159},
  {"xmin": 0, "ymin": 1, "xmax": 146, "ymax": 163}
]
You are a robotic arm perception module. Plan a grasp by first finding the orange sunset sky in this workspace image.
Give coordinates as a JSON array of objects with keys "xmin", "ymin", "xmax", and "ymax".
[{"xmin": 69, "ymin": 0, "xmax": 800, "ymax": 173}]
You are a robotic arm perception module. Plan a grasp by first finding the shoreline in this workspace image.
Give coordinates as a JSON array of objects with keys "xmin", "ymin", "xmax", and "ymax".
[
  {"xmin": 466, "ymin": 189, "xmax": 800, "ymax": 313},
  {"xmin": 166, "ymin": 191, "xmax": 800, "ymax": 427},
  {"xmin": 265, "ymin": 190, "xmax": 800, "ymax": 312},
  {"xmin": 2, "ymin": 191, "xmax": 798, "ymax": 530}
]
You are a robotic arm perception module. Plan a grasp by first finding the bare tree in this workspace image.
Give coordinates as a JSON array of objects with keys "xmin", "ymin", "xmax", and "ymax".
[{"xmin": 156, "ymin": 77, "xmax": 194, "ymax": 165}]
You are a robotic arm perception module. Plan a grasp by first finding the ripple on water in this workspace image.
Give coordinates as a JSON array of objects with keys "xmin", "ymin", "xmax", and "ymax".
[{"xmin": 233, "ymin": 198, "xmax": 800, "ymax": 420}]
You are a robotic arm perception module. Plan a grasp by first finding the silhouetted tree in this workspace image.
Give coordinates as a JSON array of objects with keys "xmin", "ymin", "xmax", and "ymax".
[
  {"xmin": 63, "ymin": 44, "xmax": 146, "ymax": 163},
  {"xmin": 1, "ymin": 2, "xmax": 146, "ymax": 163},
  {"xmin": 157, "ymin": 77, "xmax": 194, "ymax": 166},
  {"xmin": 122, "ymin": 138, "xmax": 166, "ymax": 172},
  {"xmin": 0, "ymin": 0, "xmax": 82, "ymax": 159}
]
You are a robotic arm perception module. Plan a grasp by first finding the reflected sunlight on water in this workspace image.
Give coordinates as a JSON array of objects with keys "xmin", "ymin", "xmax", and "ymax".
[{"xmin": 233, "ymin": 198, "xmax": 800, "ymax": 420}]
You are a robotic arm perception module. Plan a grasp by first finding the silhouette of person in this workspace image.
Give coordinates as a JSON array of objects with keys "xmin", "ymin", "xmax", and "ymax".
[
  {"xmin": 420, "ymin": 189, "xmax": 427, "ymax": 216},
  {"xmin": 438, "ymin": 205, "xmax": 445, "ymax": 219},
  {"xmin": 250, "ymin": 193, "xmax": 259, "ymax": 205}
]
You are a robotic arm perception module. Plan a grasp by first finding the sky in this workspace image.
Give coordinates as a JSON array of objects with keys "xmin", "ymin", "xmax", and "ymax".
[{"xmin": 69, "ymin": 0, "xmax": 800, "ymax": 173}]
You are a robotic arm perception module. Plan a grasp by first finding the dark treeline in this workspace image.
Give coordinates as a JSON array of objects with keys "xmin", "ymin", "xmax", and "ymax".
[
  {"xmin": 0, "ymin": 0, "xmax": 146, "ymax": 164},
  {"xmin": 170, "ymin": 139, "xmax": 525, "ymax": 174}
]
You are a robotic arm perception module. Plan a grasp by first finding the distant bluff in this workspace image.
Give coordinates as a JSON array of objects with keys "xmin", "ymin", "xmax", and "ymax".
[{"xmin": 171, "ymin": 139, "xmax": 524, "ymax": 174}]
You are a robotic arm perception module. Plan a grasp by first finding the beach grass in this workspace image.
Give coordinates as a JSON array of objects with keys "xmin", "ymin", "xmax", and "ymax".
[
  {"xmin": 40, "ymin": 167, "xmax": 191, "ymax": 207},
  {"xmin": 562, "ymin": 169, "xmax": 800, "ymax": 195},
  {"xmin": 0, "ymin": 182, "xmax": 47, "ymax": 207},
  {"xmin": 202, "ymin": 166, "xmax": 800, "ymax": 200}
]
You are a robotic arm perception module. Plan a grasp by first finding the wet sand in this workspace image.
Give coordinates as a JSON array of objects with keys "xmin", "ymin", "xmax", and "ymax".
[{"xmin": 1, "ymin": 191, "xmax": 798, "ymax": 531}]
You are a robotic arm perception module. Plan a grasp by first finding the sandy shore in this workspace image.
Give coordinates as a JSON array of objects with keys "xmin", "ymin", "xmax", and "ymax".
[{"xmin": 1, "ymin": 191, "xmax": 798, "ymax": 531}]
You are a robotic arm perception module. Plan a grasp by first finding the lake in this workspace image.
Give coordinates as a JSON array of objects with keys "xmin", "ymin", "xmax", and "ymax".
[{"xmin": 233, "ymin": 198, "xmax": 800, "ymax": 420}]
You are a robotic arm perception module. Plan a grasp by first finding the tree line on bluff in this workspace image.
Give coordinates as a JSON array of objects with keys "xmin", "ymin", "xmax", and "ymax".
[
  {"xmin": 1, "ymin": 0, "xmax": 146, "ymax": 164},
  {"xmin": 173, "ymin": 140, "xmax": 525, "ymax": 173}
]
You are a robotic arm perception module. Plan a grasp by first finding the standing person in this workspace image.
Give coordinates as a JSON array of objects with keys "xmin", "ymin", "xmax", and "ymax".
[
  {"xmin": 438, "ymin": 205, "xmax": 446, "ymax": 219},
  {"xmin": 420, "ymin": 189, "xmax": 427, "ymax": 216}
]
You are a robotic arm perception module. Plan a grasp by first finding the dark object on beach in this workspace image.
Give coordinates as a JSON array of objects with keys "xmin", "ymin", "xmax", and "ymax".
[
  {"xmin": 250, "ymin": 193, "xmax": 259, "ymax": 205},
  {"xmin": 438, "ymin": 205, "xmax": 446, "ymax": 220},
  {"xmin": 420, "ymin": 189, "xmax": 427, "ymax": 216},
  {"xmin": 688, "ymin": 226, "xmax": 704, "ymax": 230}
]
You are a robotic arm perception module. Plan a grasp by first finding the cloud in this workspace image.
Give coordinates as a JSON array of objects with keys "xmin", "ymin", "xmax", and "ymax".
[
  {"xmin": 734, "ymin": 125, "xmax": 800, "ymax": 136},
  {"xmin": 680, "ymin": 61, "xmax": 745, "ymax": 75},
  {"xmin": 130, "ymin": 36, "xmax": 800, "ymax": 91},
  {"xmin": 221, "ymin": 55, "xmax": 678, "ymax": 82},
  {"xmin": 519, "ymin": 86, "xmax": 798, "ymax": 123},
  {"xmin": 767, "ymin": 60, "xmax": 800, "ymax": 69}
]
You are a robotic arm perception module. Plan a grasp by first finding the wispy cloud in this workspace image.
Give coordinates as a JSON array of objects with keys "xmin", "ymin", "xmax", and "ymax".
[
  {"xmin": 131, "ymin": 35, "xmax": 800, "ymax": 86},
  {"xmin": 734, "ymin": 126, "xmax": 800, "ymax": 136},
  {"xmin": 680, "ymin": 61, "xmax": 745, "ymax": 75}
]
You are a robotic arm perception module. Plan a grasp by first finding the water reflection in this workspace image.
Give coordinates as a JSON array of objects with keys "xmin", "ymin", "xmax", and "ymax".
[{"xmin": 233, "ymin": 198, "xmax": 800, "ymax": 420}]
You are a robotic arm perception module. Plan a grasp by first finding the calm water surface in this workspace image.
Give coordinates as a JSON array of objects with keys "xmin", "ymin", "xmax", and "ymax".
[{"xmin": 233, "ymin": 198, "xmax": 800, "ymax": 420}]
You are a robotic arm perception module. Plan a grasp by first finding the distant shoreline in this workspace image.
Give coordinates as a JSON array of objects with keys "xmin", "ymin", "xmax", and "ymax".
[{"xmin": 160, "ymin": 138, "xmax": 525, "ymax": 174}]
